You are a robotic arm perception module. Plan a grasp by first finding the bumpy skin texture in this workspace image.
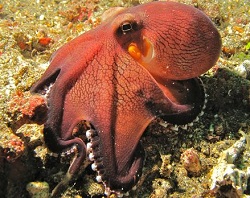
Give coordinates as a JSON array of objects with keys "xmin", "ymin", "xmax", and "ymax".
[{"xmin": 31, "ymin": 1, "xmax": 221, "ymax": 196}]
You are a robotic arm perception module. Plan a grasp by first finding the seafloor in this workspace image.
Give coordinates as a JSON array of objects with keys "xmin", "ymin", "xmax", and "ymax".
[{"xmin": 0, "ymin": 0, "xmax": 250, "ymax": 197}]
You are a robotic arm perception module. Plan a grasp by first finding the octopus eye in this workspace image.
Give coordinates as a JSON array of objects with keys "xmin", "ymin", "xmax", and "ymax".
[{"xmin": 119, "ymin": 21, "xmax": 137, "ymax": 34}]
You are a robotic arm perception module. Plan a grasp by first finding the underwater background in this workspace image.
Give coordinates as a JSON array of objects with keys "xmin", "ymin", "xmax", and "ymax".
[{"xmin": 0, "ymin": 0, "xmax": 250, "ymax": 197}]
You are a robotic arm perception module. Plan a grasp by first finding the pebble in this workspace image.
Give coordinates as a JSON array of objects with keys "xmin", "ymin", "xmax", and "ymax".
[
  {"xmin": 181, "ymin": 148, "xmax": 202, "ymax": 175},
  {"xmin": 26, "ymin": 182, "xmax": 50, "ymax": 198}
]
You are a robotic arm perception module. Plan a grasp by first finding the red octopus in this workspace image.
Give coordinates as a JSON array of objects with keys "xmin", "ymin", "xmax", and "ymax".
[{"xmin": 31, "ymin": 1, "xmax": 221, "ymax": 196}]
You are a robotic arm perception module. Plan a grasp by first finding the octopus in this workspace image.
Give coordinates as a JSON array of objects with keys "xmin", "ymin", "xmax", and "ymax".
[{"xmin": 30, "ymin": 1, "xmax": 221, "ymax": 197}]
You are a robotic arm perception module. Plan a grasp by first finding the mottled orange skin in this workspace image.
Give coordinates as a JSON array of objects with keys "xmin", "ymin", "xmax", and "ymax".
[{"xmin": 31, "ymin": 1, "xmax": 221, "ymax": 196}]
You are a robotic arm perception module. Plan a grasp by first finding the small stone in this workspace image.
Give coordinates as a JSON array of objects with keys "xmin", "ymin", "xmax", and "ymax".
[
  {"xmin": 181, "ymin": 148, "xmax": 202, "ymax": 175},
  {"xmin": 151, "ymin": 178, "xmax": 173, "ymax": 198},
  {"xmin": 39, "ymin": 15, "xmax": 45, "ymax": 21},
  {"xmin": 26, "ymin": 181, "xmax": 50, "ymax": 198}
]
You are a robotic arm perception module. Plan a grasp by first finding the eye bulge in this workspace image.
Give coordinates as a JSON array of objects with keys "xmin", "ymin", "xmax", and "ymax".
[{"xmin": 117, "ymin": 20, "xmax": 140, "ymax": 35}]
